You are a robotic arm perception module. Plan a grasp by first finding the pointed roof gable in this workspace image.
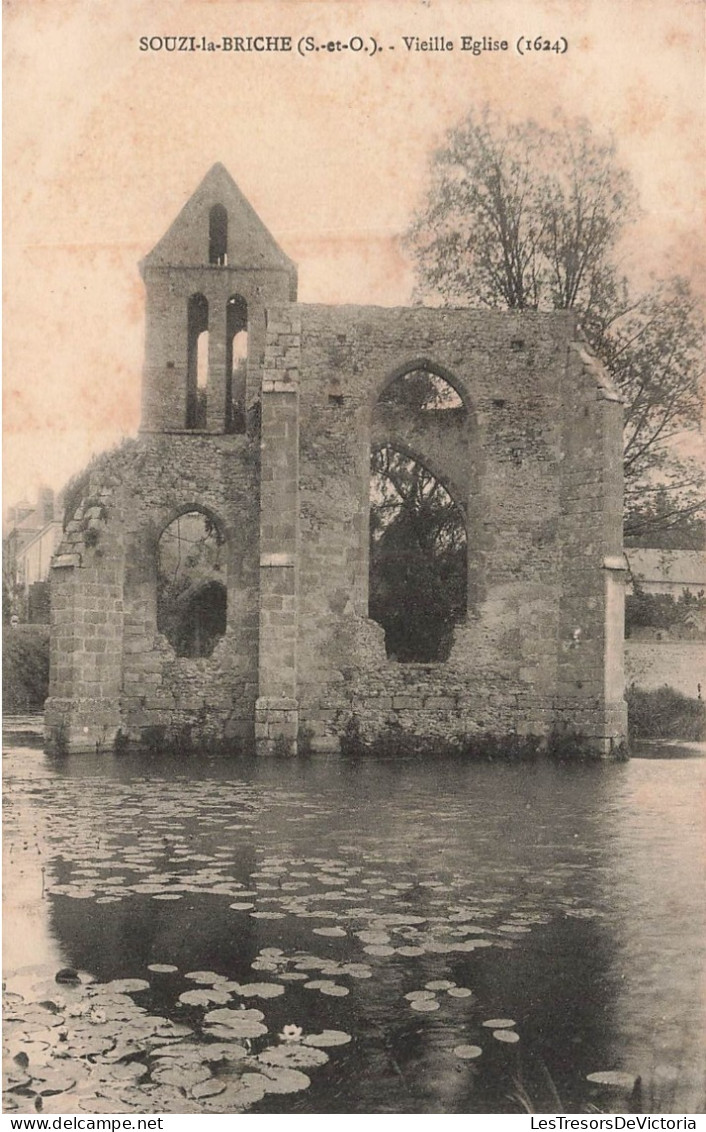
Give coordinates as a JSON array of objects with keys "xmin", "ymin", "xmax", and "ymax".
[{"xmin": 141, "ymin": 163, "xmax": 296, "ymax": 273}]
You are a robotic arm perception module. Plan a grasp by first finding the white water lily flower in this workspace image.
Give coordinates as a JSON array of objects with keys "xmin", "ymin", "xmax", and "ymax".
[{"xmin": 279, "ymin": 1024, "xmax": 304, "ymax": 1043}]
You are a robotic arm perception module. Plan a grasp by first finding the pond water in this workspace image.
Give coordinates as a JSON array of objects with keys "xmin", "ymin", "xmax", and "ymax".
[{"xmin": 3, "ymin": 724, "xmax": 705, "ymax": 1115}]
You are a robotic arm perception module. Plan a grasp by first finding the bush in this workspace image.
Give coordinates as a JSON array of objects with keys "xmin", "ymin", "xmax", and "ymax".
[
  {"xmin": 3, "ymin": 625, "xmax": 50, "ymax": 711},
  {"xmin": 625, "ymin": 585, "xmax": 706, "ymax": 637},
  {"xmin": 627, "ymin": 684, "xmax": 706, "ymax": 741}
]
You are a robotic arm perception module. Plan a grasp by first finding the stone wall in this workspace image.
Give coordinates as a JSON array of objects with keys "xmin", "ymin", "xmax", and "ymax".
[
  {"xmin": 47, "ymin": 308, "xmax": 626, "ymax": 755},
  {"xmin": 267, "ymin": 304, "xmax": 626, "ymax": 752},
  {"xmin": 46, "ymin": 434, "xmax": 260, "ymax": 752},
  {"xmin": 625, "ymin": 641, "xmax": 705, "ymax": 697}
]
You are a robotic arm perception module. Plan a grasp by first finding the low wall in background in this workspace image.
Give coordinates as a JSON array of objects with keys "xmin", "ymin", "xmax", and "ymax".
[{"xmin": 625, "ymin": 640, "xmax": 705, "ymax": 697}]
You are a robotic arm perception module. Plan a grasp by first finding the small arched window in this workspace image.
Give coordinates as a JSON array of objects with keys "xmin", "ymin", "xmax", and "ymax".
[{"xmin": 209, "ymin": 204, "xmax": 228, "ymax": 265}]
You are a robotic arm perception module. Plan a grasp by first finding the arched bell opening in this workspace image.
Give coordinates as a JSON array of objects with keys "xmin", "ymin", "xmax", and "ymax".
[
  {"xmin": 225, "ymin": 295, "xmax": 248, "ymax": 434},
  {"xmin": 186, "ymin": 294, "xmax": 209, "ymax": 429}
]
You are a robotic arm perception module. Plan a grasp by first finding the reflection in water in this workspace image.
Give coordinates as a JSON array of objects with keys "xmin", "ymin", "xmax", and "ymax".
[
  {"xmin": 3, "ymin": 743, "xmax": 704, "ymax": 1114},
  {"xmin": 600, "ymin": 760, "xmax": 706, "ymax": 1113}
]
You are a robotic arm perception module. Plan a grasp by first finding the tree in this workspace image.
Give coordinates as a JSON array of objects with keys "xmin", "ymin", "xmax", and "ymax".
[
  {"xmin": 597, "ymin": 277, "xmax": 705, "ymax": 540},
  {"xmin": 408, "ymin": 109, "xmax": 637, "ymax": 316},
  {"xmin": 370, "ymin": 444, "xmax": 467, "ymax": 661},
  {"xmin": 406, "ymin": 108, "xmax": 704, "ymax": 544}
]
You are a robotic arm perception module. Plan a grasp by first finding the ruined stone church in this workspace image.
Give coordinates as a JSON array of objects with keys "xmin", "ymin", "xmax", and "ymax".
[{"xmin": 46, "ymin": 164, "xmax": 627, "ymax": 754}]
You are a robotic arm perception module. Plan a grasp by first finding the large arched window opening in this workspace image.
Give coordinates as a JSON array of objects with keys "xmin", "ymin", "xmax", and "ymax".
[
  {"xmin": 156, "ymin": 511, "xmax": 226, "ymax": 657},
  {"xmin": 225, "ymin": 295, "xmax": 248, "ymax": 434},
  {"xmin": 208, "ymin": 204, "xmax": 228, "ymax": 265},
  {"xmin": 186, "ymin": 294, "xmax": 209, "ymax": 429},
  {"xmin": 370, "ymin": 364, "xmax": 470, "ymax": 662},
  {"xmin": 369, "ymin": 444, "xmax": 467, "ymax": 662}
]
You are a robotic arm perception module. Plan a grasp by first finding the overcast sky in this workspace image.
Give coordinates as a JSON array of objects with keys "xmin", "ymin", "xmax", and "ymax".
[{"xmin": 4, "ymin": 0, "xmax": 704, "ymax": 508}]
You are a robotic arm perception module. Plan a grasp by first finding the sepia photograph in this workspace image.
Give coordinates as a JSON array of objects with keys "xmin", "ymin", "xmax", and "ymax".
[{"xmin": 3, "ymin": 0, "xmax": 704, "ymax": 1120}]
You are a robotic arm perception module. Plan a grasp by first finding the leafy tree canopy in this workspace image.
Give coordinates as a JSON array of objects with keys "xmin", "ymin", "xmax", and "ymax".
[{"xmin": 406, "ymin": 108, "xmax": 704, "ymax": 545}]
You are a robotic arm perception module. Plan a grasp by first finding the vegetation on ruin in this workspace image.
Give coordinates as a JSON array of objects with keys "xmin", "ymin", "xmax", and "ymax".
[
  {"xmin": 61, "ymin": 439, "xmax": 139, "ymax": 529},
  {"xmin": 339, "ymin": 715, "xmax": 613, "ymax": 761}
]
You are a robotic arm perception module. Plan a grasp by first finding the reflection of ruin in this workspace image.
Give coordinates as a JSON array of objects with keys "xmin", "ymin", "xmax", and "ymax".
[{"xmin": 46, "ymin": 164, "xmax": 627, "ymax": 754}]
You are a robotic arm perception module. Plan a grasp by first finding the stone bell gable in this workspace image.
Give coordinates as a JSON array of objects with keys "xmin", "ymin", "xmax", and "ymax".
[
  {"xmin": 46, "ymin": 167, "xmax": 627, "ymax": 755},
  {"xmin": 140, "ymin": 163, "xmax": 297, "ymax": 435}
]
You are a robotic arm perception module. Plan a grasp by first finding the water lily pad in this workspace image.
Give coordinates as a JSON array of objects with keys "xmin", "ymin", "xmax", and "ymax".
[
  {"xmin": 447, "ymin": 987, "xmax": 473, "ymax": 998},
  {"xmin": 178, "ymin": 988, "xmax": 231, "ymax": 1007},
  {"xmin": 18, "ymin": 1010, "xmax": 66, "ymax": 1031},
  {"xmin": 103, "ymin": 979, "xmax": 150, "ymax": 994},
  {"xmin": 410, "ymin": 999, "xmax": 440, "ymax": 1012},
  {"xmin": 204, "ymin": 1075, "xmax": 267, "ymax": 1110},
  {"xmin": 8, "ymin": 1040, "xmax": 50, "ymax": 1066},
  {"xmin": 493, "ymin": 1029, "xmax": 520, "ymax": 1043},
  {"xmin": 259, "ymin": 1066, "xmax": 311, "ymax": 1094},
  {"xmin": 313, "ymin": 927, "xmax": 347, "ymax": 938},
  {"xmin": 229, "ymin": 902, "xmax": 255, "ymax": 911},
  {"xmin": 425, "ymin": 980, "xmax": 456, "ymax": 991},
  {"xmin": 102, "ymin": 1060, "xmax": 150, "ymax": 1083},
  {"xmin": 152, "ymin": 893, "xmax": 183, "ymax": 901},
  {"xmin": 295, "ymin": 957, "xmax": 328, "ymax": 970},
  {"xmin": 191, "ymin": 1078, "xmax": 226, "ymax": 1099},
  {"xmin": 234, "ymin": 983, "xmax": 285, "ymax": 999},
  {"xmin": 319, "ymin": 983, "xmax": 349, "ymax": 997},
  {"xmin": 204, "ymin": 1018, "xmax": 267, "ymax": 1039},
  {"xmin": 341, "ymin": 964, "xmax": 373, "ymax": 979},
  {"xmin": 357, "ymin": 931, "xmax": 391, "ymax": 945},
  {"xmin": 147, "ymin": 964, "xmax": 179, "ymax": 974},
  {"xmin": 3, "ymin": 1069, "xmax": 31, "ymax": 1092},
  {"xmin": 482, "ymin": 1018, "xmax": 516, "ymax": 1028},
  {"xmin": 152, "ymin": 1063, "xmax": 212, "ymax": 1089},
  {"xmin": 205, "ymin": 1006, "xmax": 265, "ymax": 1023},
  {"xmin": 29, "ymin": 1068, "xmax": 78, "ymax": 1095},
  {"xmin": 405, "ymin": 990, "xmax": 436, "ymax": 1002},
  {"xmin": 453, "ymin": 1044, "xmax": 482, "ymax": 1059},
  {"xmin": 184, "ymin": 971, "xmax": 224, "ymax": 984},
  {"xmin": 152, "ymin": 1023, "xmax": 193, "ymax": 1038},
  {"xmin": 258, "ymin": 1045, "xmax": 329, "ymax": 1069},
  {"xmin": 61, "ymin": 1032, "xmax": 117, "ymax": 1058},
  {"xmin": 363, "ymin": 945, "xmax": 395, "ymax": 956},
  {"xmin": 586, "ymin": 1071, "xmax": 638, "ymax": 1089},
  {"xmin": 304, "ymin": 1030, "xmax": 352, "ymax": 1048}
]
